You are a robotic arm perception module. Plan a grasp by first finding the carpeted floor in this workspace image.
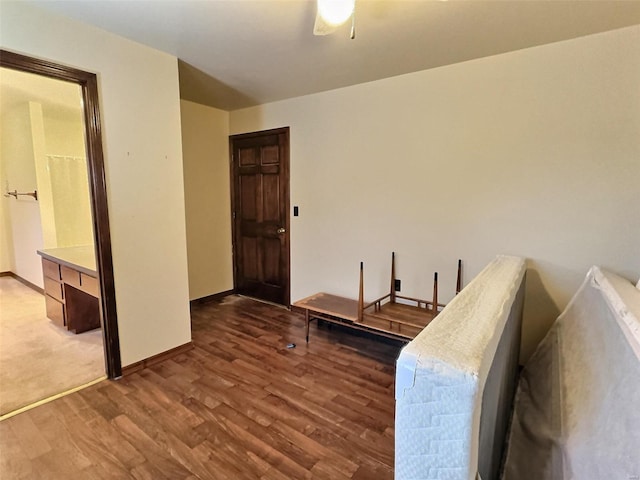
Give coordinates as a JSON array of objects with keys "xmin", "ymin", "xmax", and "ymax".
[{"xmin": 0, "ymin": 276, "xmax": 105, "ymax": 416}]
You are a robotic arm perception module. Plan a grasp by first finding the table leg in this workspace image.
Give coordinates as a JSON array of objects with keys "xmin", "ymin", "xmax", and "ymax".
[{"xmin": 305, "ymin": 309, "xmax": 310, "ymax": 343}]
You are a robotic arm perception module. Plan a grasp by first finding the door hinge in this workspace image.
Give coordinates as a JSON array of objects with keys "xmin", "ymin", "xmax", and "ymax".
[{"xmin": 232, "ymin": 211, "xmax": 236, "ymax": 220}]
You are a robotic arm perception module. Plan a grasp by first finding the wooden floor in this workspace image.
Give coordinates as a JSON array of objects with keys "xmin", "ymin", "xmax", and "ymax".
[{"xmin": 0, "ymin": 295, "xmax": 403, "ymax": 479}]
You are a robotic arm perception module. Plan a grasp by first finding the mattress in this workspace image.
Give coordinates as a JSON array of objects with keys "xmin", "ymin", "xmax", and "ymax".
[
  {"xmin": 395, "ymin": 255, "xmax": 526, "ymax": 480},
  {"xmin": 503, "ymin": 266, "xmax": 640, "ymax": 479}
]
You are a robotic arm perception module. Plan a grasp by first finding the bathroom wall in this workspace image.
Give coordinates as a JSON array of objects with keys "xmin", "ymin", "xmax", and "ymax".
[
  {"xmin": 0, "ymin": 101, "xmax": 45, "ymax": 287},
  {"xmin": 0, "ymin": 67, "xmax": 93, "ymax": 286}
]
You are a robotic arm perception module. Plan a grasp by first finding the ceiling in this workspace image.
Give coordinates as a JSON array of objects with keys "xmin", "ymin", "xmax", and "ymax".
[
  {"xmin": 24, "ymin": 0, "xmax": 640, "ymax": 111},
  {"xmin": 0, "ymin": 67, "xmax": 83, "ymax": 118}
]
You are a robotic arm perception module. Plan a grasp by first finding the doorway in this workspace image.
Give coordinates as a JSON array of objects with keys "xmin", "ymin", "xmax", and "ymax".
[
  {"xmin": 0, "ymin": 51, "xmax": 120, "ymax": 390},
  {"xmin": 230, "ymin": 127, "xmax": 290, "ymax": 306}
]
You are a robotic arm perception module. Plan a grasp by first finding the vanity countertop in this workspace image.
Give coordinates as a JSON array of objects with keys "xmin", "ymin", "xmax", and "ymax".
[{"xmin": 37, "ymin": 245, "xmax": 97, "ymax": 277}]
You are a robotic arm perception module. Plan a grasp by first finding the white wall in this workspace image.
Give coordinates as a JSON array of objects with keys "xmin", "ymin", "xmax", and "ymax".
[
  {"xmin": 42, "ymin": 111, "xmax": 85, "ymax": 157},
  {"xmin": 231, "ymin": 26, "xmax": 640, "ymax": 361},
  {"xmin": 1, "ymin": 2, "xmax": 192, "ymax": 366},
  {"xmin": 0, "ymin": 101, "xmax": 45, "ymax": 286},
  {"xmin": 180, "ymin": 100, "xmax": 233, "ymax": 300}
]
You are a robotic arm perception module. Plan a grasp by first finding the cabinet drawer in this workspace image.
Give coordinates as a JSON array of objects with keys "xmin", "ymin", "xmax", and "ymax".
[
  {"xmin": 42, "ymin": 258, "xmax": 61, "ymax": 280},
  {"xmin": 43, "ymin": 276, "xmax": 63, "ymax": 301},
  {"xmin": 61, "ymin": 265, "xmax": 81, "ymax": 288},
  {"xmin": 45, "ymin": 294, "xmax": 65, "ymax": 327},
  {"xmin": 80, "ymin": 273, "xmax": 99, "ymax": 298}
]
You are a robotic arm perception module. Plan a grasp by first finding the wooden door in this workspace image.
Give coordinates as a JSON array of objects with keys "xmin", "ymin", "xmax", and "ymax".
[{"xmin": 230, "ymin": 127, "xmax": 290, "ymax": 306}]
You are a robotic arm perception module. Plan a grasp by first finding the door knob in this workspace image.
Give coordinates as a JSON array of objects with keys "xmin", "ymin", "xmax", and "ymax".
[{"xmin": 277, "ymin": 227, "xmax": 286, "ymax": 234}]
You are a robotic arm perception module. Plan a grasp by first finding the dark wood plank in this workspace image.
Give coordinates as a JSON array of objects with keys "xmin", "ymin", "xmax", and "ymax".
[
  {"xmin": 0, "ymin": 421, "xmax": 36, "ymax": 479},
  {"xmin": 0, "ymin": 295, "xmax": 400, "ymax": 478}
]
